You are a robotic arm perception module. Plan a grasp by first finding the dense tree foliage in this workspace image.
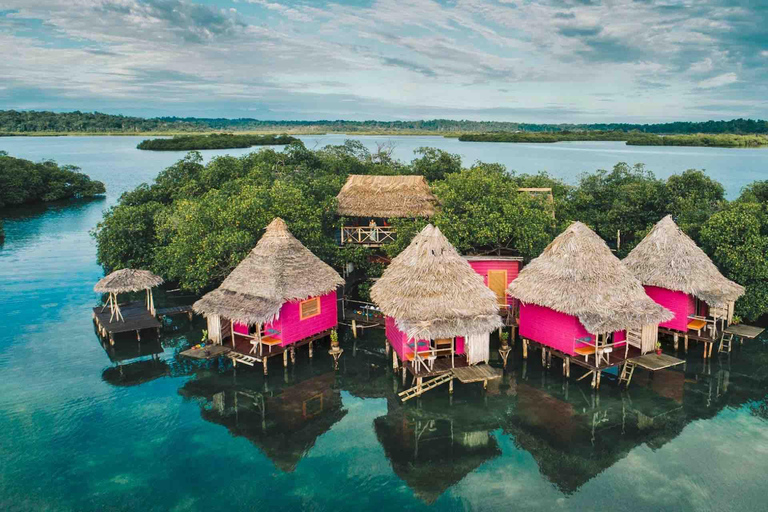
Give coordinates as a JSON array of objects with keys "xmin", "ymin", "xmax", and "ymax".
[
  {"xmin": 3, "ymin": 110, "xmax": 767, "ymax": 135},
  {"xmin": 459, "ymin": 131, "xmax": 629, "ymax": 143},
  {"xmin": 0, "ymin": 152, "xmax": 105, "ymax": 208},
  {"xmin": 137, "ymin": 133, "xmax": 298, "ymax": 151},
  {"xmin": 626, "ymin": 133, "xmax": 768, "ymax": 147},
  {"xmin": 94, "ymin": 144, "xmax": 766, "ymax": 320}
]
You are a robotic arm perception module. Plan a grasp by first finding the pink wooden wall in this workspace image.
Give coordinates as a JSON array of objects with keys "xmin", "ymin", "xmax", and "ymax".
[
  {"xmin": 466, "ymin": 259, "xmax": 521, "ymax": 307},
  {"xmin": 520, "ymin": 303, "xmax": 593, "ymax": 355},
  {"xmin": 279, "ymin": 291, "xmax": 338, "ymax": 346},
  {"xmin": 385, "ymin": 316, "xmax": 465, "ymax": 362},
  {"xmin": 644, "ymin": 286, "xmax": 694, "ymax": 332}
]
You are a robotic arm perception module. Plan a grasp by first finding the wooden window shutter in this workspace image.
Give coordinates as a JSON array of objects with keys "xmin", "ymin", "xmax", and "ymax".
[
  {"xmin": 300, "ymin": 297, "xmax": 321, "ymax": 320},
  {"xmin": 487, "ymin": 270, "xmax": 507, "ymax": 306}
]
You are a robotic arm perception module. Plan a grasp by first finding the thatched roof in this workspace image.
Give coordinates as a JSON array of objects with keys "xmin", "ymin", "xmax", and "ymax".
[
  {"xmin": 94, "ymin": 269, "xmax": 163, "ymax": 293},
  {"xmin": 507, "ymin": 222, "xmax": 672, "ymax": 334},
  {"xmin": 370, "ymin": 224, "xmax": 502, "ymax": 340},
  {"xmin": 193, "ymin": 218, "xmax": 344, "ymax": 325},
  {"xmin": 336, "ymin": 174, "xmax": 437, "ymax": 218},
  {"xmin": 623, "ymin": 215, "xmax": 745, "ymax": 307}
]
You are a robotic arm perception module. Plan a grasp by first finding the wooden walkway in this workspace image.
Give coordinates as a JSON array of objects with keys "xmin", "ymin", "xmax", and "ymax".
[
  {"xmin": 180, "ymin": 344, "xmax": 231, "ymax": 360},
  {"xmin": 629, "ymin": 353, "xmax": 685, "ymax": 371},
  {"xmin": 724, "ymin": 324, "xmax": 765, "ymax": 339},
  {"xmin": 451, "ymin": 364, "xmax": 502, "ymax": 383},
  {"xmin": 93, "ymin": 301, "xmax": 161, "ymax": 342}
]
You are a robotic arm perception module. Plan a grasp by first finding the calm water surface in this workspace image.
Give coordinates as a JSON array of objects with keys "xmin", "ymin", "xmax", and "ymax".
[{"xmin": 1, "ymin": 136, "xmax": 768, "ymax": 511}]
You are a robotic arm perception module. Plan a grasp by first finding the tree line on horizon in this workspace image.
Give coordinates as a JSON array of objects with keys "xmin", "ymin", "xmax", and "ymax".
[
  {"xmin": 2, "ymin": 109, "xmax": 768, "ymax": 135},
  {"xmin": 91, "ymin": 141, "xmax": 768, "ymax": 322}
]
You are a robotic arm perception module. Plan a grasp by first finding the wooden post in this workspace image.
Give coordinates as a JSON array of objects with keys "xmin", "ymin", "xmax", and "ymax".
[
  {"xmin": 392, "ymin": 350, "xmax": 398, "ymax": 370},
  {"xmin": 262, "ymin": 357, "xmax": 268, "ymax": 375},
  {"xmin": 402, "ymin": 367, "xmax": 407, "ymax": 386},
  {"xmin": 351, "ymin": 319, "xmax": 357, "ymax": 338},
  {"xmin": 136, "ymin": 330, "xmax": 141, "ymax": 341},
  {"xmin": 523, "ymin": 339, "xmax": 528, "ymax": 359},
  {"xmin": 309, "ymin": 341, "xmax": 313, "ymax": 358},
  {"xmin": 684, "ymin": 334, "xmax": 688, "ymax": 353},
  {"xmin": 385, "ymin": 340, "xmax": 390, "ymax": 356},
  {"xmin": 566, "ymin": 357, "xmax": 571, "ymax": 378},
  {"xmin": 231, "ymin": 319, "xmax": 235, "ymax": 348},
  {"xmin": 283, "ymin": 350, "xmax": 288, "ymax": 367},
  {"xmin": 673, "ymin": 333, "xmax": 679, "ymax": 351},
  {"xmin": 449, "ymin": 378, "xmax": 454, "ymax": 394},
  {"xmin": 541, "ymin": 347, "xmax": 546, "ymax": 367}
]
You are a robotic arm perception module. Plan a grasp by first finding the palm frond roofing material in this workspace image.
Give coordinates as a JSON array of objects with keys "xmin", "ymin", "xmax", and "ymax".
[
  {"xmin": 336, "ymin": 174, "xmax": 437, "ymax": 218},
  {"xmin": 94, "ymin": 269, "xmax": 164, "ymax": 293},
  {"xmin": 371, "ymin": 224, "xmax": 502, "ymax": 340},
  {"xmin": 507, "ymin": 221, "xmax": 673, "ymax": 334},
  {"xmin": 623, "ymin": 215, "xmax": 744, "ymax": 307},
  {"xmin": 193, "ymin": 218, "xmax": 344, "ymax": 325}
]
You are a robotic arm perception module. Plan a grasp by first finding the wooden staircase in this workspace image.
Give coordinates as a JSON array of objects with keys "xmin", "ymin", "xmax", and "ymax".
[
  {"xmin": 227, "ymin": 352, "xmax": 261, "ymax": 367},
  {"xmin": 619, "ymin": 361, "xmax": 636, "ymax": 387},
  {"xmin": 398, "ymin": 373, "xmax": 453, "ymax": 402},
  {"xmin": 719, "ymin": 332, "xmax": 735, "ymax": 353}
]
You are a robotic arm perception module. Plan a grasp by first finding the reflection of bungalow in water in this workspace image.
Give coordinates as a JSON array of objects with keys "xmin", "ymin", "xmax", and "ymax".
[
  {"xmin": 507, "ymin": 378, "xmax": 687, "ymax": 494},
  {"xmin": 464, "ymin": 255, "xmax": 523, "ymax": 327},
  {"xmin": 374, "ymin": 409, "xmax": 501, "ymax": 504},
  {"xmin": 371, "ymin": 224, "xmax": 503, "ymax": 400},
  {"xmin": 508, "ymin": 222, "xmax": 674, "ymax": 388},
  {"xmin": 623, "ymin": 215, "xmax": 745, "ymax": 357},
  {"xmin": 336, "ymin": 175, "xmax": 437, "ymax": 247},
  {"xmin": 194, "ymin": 218, "xmax": 344, "ymax": 372},
  {"xmin": 179, "ymin": 371, "xmax": 347, "ymax": 472}
]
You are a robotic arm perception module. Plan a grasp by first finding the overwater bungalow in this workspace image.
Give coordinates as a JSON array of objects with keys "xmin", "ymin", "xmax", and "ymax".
[
  {"xmin": 92, "ymin": 268, "xmax": 164, "ymax": 343},
  {"xmin": 507, "ymin": 222, "xmax": 676, "ymax": 388},
  {"xmin": 623, "ymin": 215, "xmax": 746, "ymax": 357},
  {"xmin": 371, "ymin": 224, "xmax": 503, "ymax": 401},
  {"xmin": 193, "ymin": 218, "xmax": 344, "ymax": 373},
  {"xmin": 336, "ymin": 175, "xmax": 437, "ymax": 246}
]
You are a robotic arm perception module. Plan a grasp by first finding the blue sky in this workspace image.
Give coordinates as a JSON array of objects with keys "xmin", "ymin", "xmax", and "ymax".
[{"xmin": 0, "ymin": 0, "xmax": 766, "ymax": 122}]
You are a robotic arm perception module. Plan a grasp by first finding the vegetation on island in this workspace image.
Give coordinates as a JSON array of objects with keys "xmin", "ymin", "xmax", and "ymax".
[
  {"xmin": 460, "ymin": 131, "xmax": 768, "ymax": 147},
  {"xmin": 0, "ymin": 151, "xmax": 105, "ymax": 208},
  {"xmin": 136, "ymin": 133, "xmax": 299, "ymax": 151},
  {"xmin": 93, "ymin": 142, "xmax": 768, "ymax": 321},
  {"xmin": 3, "ymin": 110, "xmax": 768, "ymax": 136}
]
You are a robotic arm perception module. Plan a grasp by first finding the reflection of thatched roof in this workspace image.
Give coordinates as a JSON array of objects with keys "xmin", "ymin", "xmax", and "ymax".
[
  {"xmin": 94, "ymin": 269, "xmax": 163, "ymax": 293},
  {"xmin": 623, "ymin": 215, "xmax": 745, "ymax": 308},
  {"xmin": 507, "ymin": 222, "xmax": 672, "ymax": 334},
  {"xmin": 371, "ymin": 224, "xmax": 502, "ymax": 339},
  {"xmin": 336, "ymin": 175, "xmax": 437, "ymax": 218},
  {"xmin": 193, "ymin": 218, "xmax": 343, "ymax": 325}
]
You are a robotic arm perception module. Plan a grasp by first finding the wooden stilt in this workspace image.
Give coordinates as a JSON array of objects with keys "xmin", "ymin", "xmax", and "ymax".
[
  {"xmin": 541, "ymin": 347, "xmax": 546, "ymax": 367},
  {"xmin": 449, "ymin": 378, "xmax": 454, "ymax": 394},
  {"xmin": 136, "ymin": 330, "xmax": 141, "ymax": 341},
  {"xmin": 402, "ymin": 367, "xmax": 406, "ymax": 386},
  {"xmin": 684, "ymin": 334, "xmax": 688, "ymax": 353},
  {"xmin": 385, "ymin": 340, "xmax": 390, "ymax": 356},
  {"xmin": 674, "ymin": 333, "xmax": 679, "ymax": 351},
  {"xmin": 290, "ymin": 346, "xmax": 296, "ymax": 364},
  {"xmin": 483, "ymin": 379, "xmax": 488, "ymax": 390},
  {"xmin": 283, "ymin": 350, "xmax": 288, "ymax": 367},
  {"xmin": 523, "ymin": 339, "xmax": 528, "ymax": 359},
  {"xmin": 351, "ymin": 319, "xmax": 357, "ymax": 338},
  {"xmin": 708, "ymin": 342, "xmax": 714, "ymax": 358},
  {"xmin": 566, "ymin": 357, "xmax": 571, "ymax": 378},
  {"xmin": 309, "ymin": 341, "xmax": 313, "ymax": 358},
  {"xmin": 262, "ymin": 357, "xmax": 268, "ymax": 375},
  {"xmin": 393, "ymin": 350, "xmax": 398, "ymax": 370}
]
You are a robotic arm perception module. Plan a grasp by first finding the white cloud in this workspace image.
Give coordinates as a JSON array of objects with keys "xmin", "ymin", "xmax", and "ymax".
[{"xmin": 697, "ymin": 72, "xmax": 738, "ymax": 89}]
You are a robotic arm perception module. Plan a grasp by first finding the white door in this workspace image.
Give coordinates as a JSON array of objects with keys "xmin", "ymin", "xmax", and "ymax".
[{"xmin": 465, "ymin": 333, "xmax": 490, "ymax": 365}]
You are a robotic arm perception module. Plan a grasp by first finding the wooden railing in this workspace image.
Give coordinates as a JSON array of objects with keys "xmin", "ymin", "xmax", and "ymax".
[{"xmin": 340, "ymin": 226, "xmax": 396, "ymax": 246}]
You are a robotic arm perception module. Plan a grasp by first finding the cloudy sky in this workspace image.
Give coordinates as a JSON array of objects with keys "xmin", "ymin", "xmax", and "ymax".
[{"xmin": 0, "ymin": 0, "xmax": 766, "ymax": 122}]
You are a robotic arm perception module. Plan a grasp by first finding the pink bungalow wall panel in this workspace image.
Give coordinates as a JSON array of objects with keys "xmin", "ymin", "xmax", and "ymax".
[
  {"xmin": 466, "ymin": 259, "xmax": 521, "ymax": 307},
  {"xmin": 278, "ymin": 291, "xmax": 338, "ymax": 346},
  {"xmin": 385, "ymin": 317, "xmax": 465, "ymax": 362},
  {"xmin": 519, "ymin": 303, "xmax": 594, "ymax": 356},
  {"xmin": 644, "ymin": 286, "xmax": 694, "ymax": 332}
]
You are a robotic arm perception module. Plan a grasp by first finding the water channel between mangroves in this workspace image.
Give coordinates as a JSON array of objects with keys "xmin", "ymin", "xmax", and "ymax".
[{"xmin": 1, "ymin": 135, "xmax": 768, "ymax": 511}]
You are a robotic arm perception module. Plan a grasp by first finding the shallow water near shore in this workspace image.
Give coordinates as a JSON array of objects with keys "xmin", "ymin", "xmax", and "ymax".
[{"xmin": 1, "ymin": 136, "xmax": 768, "ymax": 511}]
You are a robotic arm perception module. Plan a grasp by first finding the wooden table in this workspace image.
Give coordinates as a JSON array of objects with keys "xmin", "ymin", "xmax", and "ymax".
[{"xmin": 687, "ymin": 319, "xmax": 707, "ymax": 335}]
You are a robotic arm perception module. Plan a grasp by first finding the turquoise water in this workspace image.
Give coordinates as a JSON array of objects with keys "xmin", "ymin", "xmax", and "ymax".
[{"xmin": 1, "ymin": 136, "xmax": 768, "ymax": 511}]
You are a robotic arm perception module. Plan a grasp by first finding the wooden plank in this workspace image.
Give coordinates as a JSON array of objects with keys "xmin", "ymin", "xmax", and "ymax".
[
  {"xmin": 156, "ymin": 305, "xmax": 193, "ymax": 316},
  {"xmin": 93, "ymin": 302, "xmax": 161, "ymax": 334},
  {"xmin": 180, "ymin": 345, "xmax": 231, "ymax": 360},
  {"xmin": 629, "ymin": 353, "xmax": 684, "ymax": 371},
  {"xmin": 724, "ymin": 324, "xmax": 765, "ymax": 339}
]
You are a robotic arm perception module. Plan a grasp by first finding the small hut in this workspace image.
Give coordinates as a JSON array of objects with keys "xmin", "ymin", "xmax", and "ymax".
[
  {"xmin": 94, "ymin": 269, "xmax": 164, "ymax": 321},
  {"xmin": 464, "ymin": 255, "xmax": 523, "ymax": 321},
  {"xmin": 336, "ymin": 175, "xmax": 437, "ymax": 246},
  {"xmin": 623, "ymin": 215, "xmax": 744, "ymax": 341},
  {"xmin": 507, "ymin": 222, "xmax": 672, "ymax": 371},
  {"xmin": 371, "ymin": 224, "xmax": 502, "ymax": 394},
  {"xmin": 193, "ymin": 218, "xmax": 344, "ymax": 368}
]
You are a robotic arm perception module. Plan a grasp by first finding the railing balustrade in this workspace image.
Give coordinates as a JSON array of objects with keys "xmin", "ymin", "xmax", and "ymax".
[{"xmin": 340, "ymin": 226, "xmax": 396, "ymax": 246}]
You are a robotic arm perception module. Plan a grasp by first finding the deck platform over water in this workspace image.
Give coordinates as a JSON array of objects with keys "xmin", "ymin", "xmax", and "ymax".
[
  {"xmin": 93, "ymin": 301, "xmax": 161, "ymax": 340},
  {"xmin": 629, "ymin": 353, "xmax": 685, "ymax": 371},
  {"xmin": 724, "ymin": 324, "xmax": 765, "ymax": 339}
]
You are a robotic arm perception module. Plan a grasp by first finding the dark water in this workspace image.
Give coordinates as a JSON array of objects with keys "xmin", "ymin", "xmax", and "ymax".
[{"xmin": 1, "ymin": 136, "xmax": 768, "ymax": 511}]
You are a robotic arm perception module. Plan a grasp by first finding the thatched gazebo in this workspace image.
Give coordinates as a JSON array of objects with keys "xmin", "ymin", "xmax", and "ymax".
[
  {"xmin": 193, "ymin": 218, "xmax": 344, "ymax": 359},
  {"xmin": 371, "ymin": 224, "xmax": 502, "ymax": 374},
  {"xmin": 94, "ymin": 269, "xmax": 164, "ymax": 322},
  {"xmin": 336, "ymin": 175, "xmax": 438, "ymax": 246},
  {"xmin": 623, "ymin": 215, "xmax": 744, "ymax": 333},
  {"xmin": 507, "ymin": 222, "xmax": 672, "ymax": 362}
]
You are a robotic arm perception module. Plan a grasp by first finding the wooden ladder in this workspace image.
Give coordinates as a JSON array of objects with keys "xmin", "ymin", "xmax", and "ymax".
[
  {"xmin": 719, "ymin": 332, "xmax": 735, "ymax": 353},
  {"xmin": 228, "ymin": 352, "xmax": 261, "ymax": 366},
  {"xmin": 619, "ymin": 361, "xmax": 636, "ymax": 388},
  {"xmin": 398, "ymin": 373, "xmax": 453, "ymax": 402}
]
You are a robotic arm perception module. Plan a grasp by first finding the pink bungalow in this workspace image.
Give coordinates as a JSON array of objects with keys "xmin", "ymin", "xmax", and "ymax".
[
  {"xmin": 371, "ymin": 224, "xmax": 503, "ymax": 398},
  {"xmin": 194, "ymin": 218, "xmax": 344, "ymax": 371},
  {"xmin": 507, "ymin": 222, "xmax": 673, "ymax": 386},
  {"xmin": 624, "ymin": 216, "xmax": 745, "ymax": 350}
]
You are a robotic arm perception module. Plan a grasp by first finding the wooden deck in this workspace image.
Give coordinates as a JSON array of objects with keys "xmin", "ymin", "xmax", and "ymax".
[
  {"xmin": 724, "ymin": 324, "xmax": 765, "ymax": 339},
  {"xmin": 156, "ymin": 305, "xmax": 194, "ymax": 319},
  {"xmin": 93, "ymin": 301, "xmax": 161, "ymax": 341},
  {"xmin": 405, "ymin": 354, "xmax": 470, "ymax": 378},
  {"xmin": 225, "ymin": 328, "xmax": 333, "ymax": 374},
  {"xmin": 451, "ymin": 364, "xmax": 502, "ymax": 383},
  {"xmin": 629, "ymin": 353, "xmax": 685, "ymax": 371},
  {"xmin": 180, "ymin": 344, "xmax": 231, "ymax": 360}
]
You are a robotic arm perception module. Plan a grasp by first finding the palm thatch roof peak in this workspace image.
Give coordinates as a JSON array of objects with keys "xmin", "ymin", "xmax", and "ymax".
[
  {"xmin": 193, "ymin": 217, "xmax": 344, "ymax": 325},
  {"xmin": 94, "ymin": 269, "xmax": 164, "ymax": 293},
  {"xmin": 507, "ymin": 221, "xmax": 673, "ymax": 334},
  {"xmin": 623, "ymin": 215, "xmax": 744, "ymax": 307},
  {"xmin": 370, "ymin": 224, "xmax": 502, "ymax": 339},
  {"xmin": 336, "ymin": 174, "xmax": 437, "ymax": 218}
]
